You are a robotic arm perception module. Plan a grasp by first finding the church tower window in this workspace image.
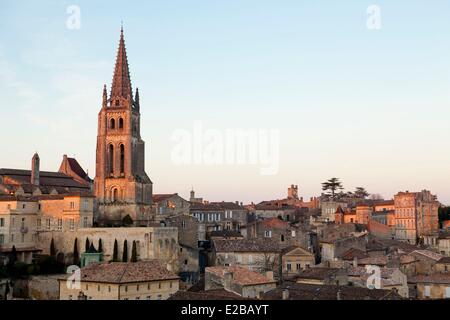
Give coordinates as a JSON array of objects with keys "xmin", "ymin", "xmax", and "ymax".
[
  {"xmin": 119, "ymin": 118, "xmax": 124, "ymax": 129},
  {"xmin": 110, "ymin": 118, "xmax": 115, "ymax": 129},
  {"xmin": 120, "ymin": 144, "xmax": 125, "ymax": 174},
  {"xmin": 109, "ymin": 144, "xmax": 114, "ymax": 174}
]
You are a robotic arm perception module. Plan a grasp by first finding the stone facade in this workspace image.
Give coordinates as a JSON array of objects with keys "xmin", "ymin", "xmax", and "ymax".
[
  {"xmin": 94, "ymin": 28, "xmax": 153, "ymax": 226},
  {"xmin": 394, "ymin": 190, "xmax": 439, "ymax": 244},
  {"xmin": 153, "ymin": 194, "xmax": 190, "ymax": 221},
  {"xmin": 36, "ymin": 227, "xmax": 179, "ymax": 272}
]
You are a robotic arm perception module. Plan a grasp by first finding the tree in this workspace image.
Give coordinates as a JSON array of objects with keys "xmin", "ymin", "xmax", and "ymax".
[
  {"xmin": 98, "ymin": 238, "xmax": 103, "ymax": 253},
  {"xmin": 122, "ymin": 240, "xmax": 128, "ymax": 262},
  {"xmin": 322, "ymin": 178, "xmax": 344, "ymax": 199},
  {"xmin": 85, "ymin": 238, "xmax": 90, "ymax": 252},
  {"xmin": 130, "ymin": 241, "xmax": 137, "ymax": 262},
  {"xmin": 122, "ymin": 215, "xmax": 133, "ymax": 227},
  {"xmin": 8, "ymin": 246, "xmax": 17, "ymax": 266},
  {"xmin": 112, "ymin": 239, "xmax": 119, "ymax": 262},
  {"xmin": 354, "ymin": 187, "xmax": 370, "ymax": 199},
  {"xmin": 73, "ymin": 238, "xmax": 79, "ymax": 265},
  {"xmin": 50, "ymin": 238, "xmax": 56, "ymax": 257}
]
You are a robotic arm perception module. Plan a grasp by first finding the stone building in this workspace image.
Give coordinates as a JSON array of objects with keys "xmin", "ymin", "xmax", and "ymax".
[
  {"xmin": 408, "ymin": 274, "xmax": 450, "ymax": 299},
  {"xmin": 94, "ymin": 27, "xmax": 153, "ymax": 226},
  {"xmin": 0, "ymin": 153, "xmax": 91, "ymax": 197},
  {"xmin": 59, "ymin": 261, "xmax": 179, "ymax": 300},
  {"xmin": 211, "ymin": 238, "xmax": 282, "ymax": 279},
  {"xmin": 37, "ymin": 226, "xmax": 179, "ymax": 272},
  {"xmin": 321, "ymin": 200, "xmax": 348, "ymax": 222},
  {"xmin": 394, "ymin": 190, "xmax": 439, "ymax": 244},
  {"xmin": 281, "ymin": 246, "xmax": 316, "ymax": 277},
  {"xmin": 0, "ymin": 192, "xmax": 94, "ymax": 264},
  {"xmin": 153, "ymin": 193, "xmax": 190, "ymax": 221},
  {"xmin": 205, "ymin": 266, "xmax": 276, "ymax": 298},
  {"xmin": 165, "ymin": 215, "xmax": 200, "ymax": 282}
]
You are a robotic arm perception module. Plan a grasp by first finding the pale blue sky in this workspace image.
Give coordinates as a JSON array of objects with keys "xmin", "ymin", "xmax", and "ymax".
[{"xmin": 1, "ymin": 1, "xmax": 449, "ymax": 204}]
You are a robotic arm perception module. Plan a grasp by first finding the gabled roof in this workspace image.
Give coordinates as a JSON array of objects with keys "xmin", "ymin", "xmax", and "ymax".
[
  {"xmin": 281, "ymin": 245, "xmax": 314, "ymax": 256},
  {"xmin": 152, "ymin": 193, "xmax": 178, "ymax": 203},
  {"xmin": 213, "ymin": 238, "xmax": 280, "ymax": 253},
  {"xmin": 206, "ymin": 266, "xmax": 276, "ymax": 286},
  {"xmin": 60, "ymin": 261, "xmax": 179, "ymax": 284},
  {"xmin": 339, "ymin": 248, "xmax": 368, "ymax": 261}
]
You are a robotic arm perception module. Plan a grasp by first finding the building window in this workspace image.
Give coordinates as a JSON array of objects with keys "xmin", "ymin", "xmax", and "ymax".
[
  {"xmin": 98, "ymin": 285, "xmax": 100, "ymax": 292},
  {"xmin": 291, "ymin": 230, "xmax": 296, "ymax": 237},
  {"xmin": 22, "ymin": 204, "xmax": 26, "ymax": 209},
  {"xmin": 158, "ymin": 283, "xmax": 161, "ymax": 289},
  {"xmin": 424, "ymin": 285, "xmax": 431, "ymax": 298},
  {"xmin": 137, "ymin": 285, "xmax": 139, "ymax": 291},
  {"xmin": 70, "ymin": 202, "xmax": 75, "ymax": 209},
  {"xmin": 125, "ymin": 286, "xmax": 128, "ymax": 292},
  {"xmin": 281, "ymin": 235, "xmax": 285, "ymax": 242},
  {"xmin": 287, "ymin": 263, "xmax": 291, "ymax": 271},
  {"xmin": 110, "ymin": 118, "xmax": 115, "ymax": 129},
  {"xmin": 108, "ymin": 286, "xmax": 111, "ymax": 292},
  {"xmin": 46, "ymin": 219, "xmax": 51, "ymax": 229},
  {"xmin": 296, "ymin": 263, "xmax": 301, "ymax": 270},
  {"xmin": 184, "ymin": 259, "xmax": 188, "ymax": 265},
  {"xmin": 0, "ymin": 218, "xmax": 4, "ymax": 227},
  {"xmin": 83, "ymin": 217, "xmax": 88, "ymax": 228},
  {"xmin": 109, "ymin": 144, "xmax": 114, "ymax": 174},
  {"xmin": 181, "ymin": 221, "xmax": 186, "ymax": 229},
  {"xmin": 69, "ymin": 219, "xmax": 75, "ymax": 231},
  {"xmin": 264, "ymin": 231, "xmax": 272, "ymax": 238},
  {"xmin": 119, "ymin": 118, "xmax": 124, "ymax": 129},
  {"xmin": 120, "ymin": 144, "xmax": 125, "ymax": 174},
  {"xmin": 57, "ymin": 219, "xmax": 62, "ymax": 231}
]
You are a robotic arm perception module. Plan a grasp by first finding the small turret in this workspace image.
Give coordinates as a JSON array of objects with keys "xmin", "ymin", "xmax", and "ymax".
[
  {"xmin": 31, "ymin": 153, "xmax": 40, "ymax": 185},
  {"xmin": 102, "ymin": 85, "xmax": 108, "ymax": 108}
]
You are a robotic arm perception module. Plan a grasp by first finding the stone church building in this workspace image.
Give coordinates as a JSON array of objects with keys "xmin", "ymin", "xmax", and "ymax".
[{"xmin": 94, "ymin": 27, "xmax": 153, "ymax": 226}]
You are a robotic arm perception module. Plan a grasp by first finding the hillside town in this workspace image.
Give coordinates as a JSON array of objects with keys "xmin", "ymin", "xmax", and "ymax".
[{"xmin": 1, "ymin": 28, "xmax": 449, "ymax": 301}]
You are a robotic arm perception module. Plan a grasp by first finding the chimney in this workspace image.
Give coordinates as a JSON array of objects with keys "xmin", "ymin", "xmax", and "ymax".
[
  {"xmin": 282, "ymin": 288, "xmax": 289, "ymax": 300},
  {"xmin": 31, "ymin": 153, "xmax": 40, "ymax": 186},
  {"xmin": 353, "ymin": 257, "xmax": 358, "ymax": 267},
  {"xmin": 265, "ymin": 271, "xmax": 274, "ymax": 281},
  {"xmin": 235, "ymin": 201, "xmax": 239, "ymax": 205},
  {"xmin": 224, "ymin": 271, "xmax": 234, "ymax": 289},
  {"xmin": 336, "ymin": 288, "xmax": 342, "ymax": 301}
]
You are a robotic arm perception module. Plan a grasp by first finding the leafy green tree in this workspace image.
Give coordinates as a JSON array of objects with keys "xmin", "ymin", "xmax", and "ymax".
[
  {"xmin": 122, "ymin": 215, "xmax": 133, "ymax": 227},
  {"xmin": 354, "ymin": 187, "xmax": 370, "ymax": 199},
  {"xmin": 112, "ymin": 239, "xmax": 119, "ymax": 262},
  {"xmin": 50, "ymin": 238, "xmax": 56, "ymax": 257},
  {"xmin": 322, "ymin": 178, "xmax": 344, "ymax": 199},
  {"xmin": 122, "ymin": 240, "xmax": 128, "ymax": 262},
  {"xmin": 131, "ymin": 241, "xmax": 137, "ymax": 262}
]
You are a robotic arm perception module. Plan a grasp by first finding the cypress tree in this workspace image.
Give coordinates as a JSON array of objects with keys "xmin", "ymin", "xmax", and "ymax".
[
  {"xmin": 50, "ymin": 238, "xmax": 56, "ymax": 257},
  {"xmin": 112, "ymin": 239, "xmax": 118, "ymax": 262},
  {"xmin": 85, "ymin": 238, "xmax": 90, "ymax": 252},
  {"xmin": 73, "ymin": 238, "xmax": 79, "ymax": 265},
  {"xmin": 122, "ymin": 240, "xmax": 128, "ymax": 262},
  {"xmin": 130, "ymin": 241, "xmax": 137, "ymax": 262},
  {"xmin": 98, "ymin": 238, "xmax": 103, "ymax": 253}
]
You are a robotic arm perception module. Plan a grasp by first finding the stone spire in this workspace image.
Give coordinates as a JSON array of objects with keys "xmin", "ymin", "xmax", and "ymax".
[
  {"xmin": 102, "ymin": 84, "xmax": 108, "ymax": 108},
  {"xmin": 134, "ymin": 87, "xmax": 140, "ymax": 110},
  {"xmin": 110, "ymin": 25, "xmax": 133, "ymax": 105}
]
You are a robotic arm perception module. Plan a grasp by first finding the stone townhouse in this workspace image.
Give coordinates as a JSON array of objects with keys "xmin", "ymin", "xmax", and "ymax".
[
  {"xmin": 247, "ymin": 217, "xmax": 317, "ymax": 255},
  {"xmin": 211, "ymin": 238, "xmax": 282, "ymax": 279},
  {"xmin": 437, "ymin": 231, "xmax": 450, "ymax": 256},
  {"xmin": 394, "ymin": 190, "xmax": 439, "ymax": 244},
  {"xmin": 434, "ymin": 257, "xmax": 450, "ymax": 273},
  {"xmin": 165, "ymin": 214, "xmax": 200, "ymax": 282},
  {"xmin": 320, "ymin": 233, "xmax": 368, "ymax": 262},
  {"xmin": 209, "ymin": 201, "xmax": 248, "ymax": 232},
  {"xmin": 346, "ymin": 266, "xmax": 409, "ymax": 298},
  {"xmin": 321, "ymin": 200, "xmax": 348, "ymax": 222},
  {"xmin": 59, "ymin": 260, "xmax": 179, "ymax": 300},
  {"xmin": 249, "ymin": 203, "xmax": 300, "ymax": 222},
  {"xmin": 281, "ymin": 246, "xmax": 316, "ymax": 277},
  {"xmin": 153, "ymin": 193, "xmax": 190, "ymax": 222},
  {"xmin": 408, "ymin": 274, "xmax": 450, "ymax": 299},
  {"xmin": 0, "ymin": 192, "xmax": 94, "ymax": 264},
  {"xmin": 205, "ymin": 266, "xmax": 276, "ymax": 298},
  {"xmin": 409, "ymin": 250, "xmax": 443, "ymax": 275}
]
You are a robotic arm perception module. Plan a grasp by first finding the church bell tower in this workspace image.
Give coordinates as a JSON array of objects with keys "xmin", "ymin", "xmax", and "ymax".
[{"xmin": 94, "ymin": 26, "xmax": 153, "ymax": 225}]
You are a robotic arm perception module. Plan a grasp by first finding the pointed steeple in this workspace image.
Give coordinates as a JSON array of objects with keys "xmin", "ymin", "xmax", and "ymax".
[
  {"xmin": 134, "ymin": 87, "xmax": 140, "ymax": 111},
  {"xmin": 110, "ymin": 25, "xmax": 133, "ymax": 106}
]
